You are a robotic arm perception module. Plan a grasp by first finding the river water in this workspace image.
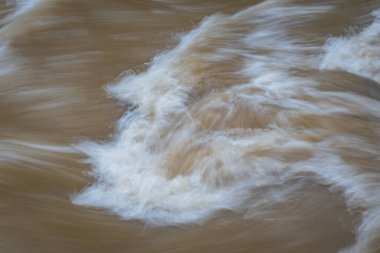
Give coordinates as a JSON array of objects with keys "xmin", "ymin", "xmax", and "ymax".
[{"xmin": 1, "ymin": 0, "xmax": 380, "ymax": 252}]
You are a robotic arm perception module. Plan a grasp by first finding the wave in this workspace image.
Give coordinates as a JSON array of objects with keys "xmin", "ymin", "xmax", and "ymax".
[
  {"xmin": 321, "ymin": 9, "xmax": 380, "ymax": 83},
  {"xmin": 73, "ymin": 1, "xmax": 380, "ymax": 252}
]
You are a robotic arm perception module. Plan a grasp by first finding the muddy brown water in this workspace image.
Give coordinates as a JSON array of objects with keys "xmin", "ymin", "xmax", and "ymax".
[{"xmin": 1, "ymin": 1, "xmax": 380, "ymax": 253}]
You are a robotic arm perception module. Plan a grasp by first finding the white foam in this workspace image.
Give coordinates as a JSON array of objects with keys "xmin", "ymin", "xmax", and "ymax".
[
  {"xmin": 74, "ymin": 3, "xmax": 380, "ymax": 252},
  {"xmin": 320, "ymin": 9, "xmax": 380, "ymax": 83},
  {"xmin": 74, "ymin": 15, "xmax": 240, "ymax": 226}
]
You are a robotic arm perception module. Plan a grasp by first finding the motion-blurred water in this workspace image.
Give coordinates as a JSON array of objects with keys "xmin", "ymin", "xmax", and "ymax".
[{"xmin": 1, "ymin": 1, "xmax": 380, "ymax": 252}]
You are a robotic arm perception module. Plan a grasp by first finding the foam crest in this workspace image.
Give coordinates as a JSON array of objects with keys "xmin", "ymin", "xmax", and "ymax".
[
  {"xmin": 106, "ymin": 15, "xmax": 229, "ymax": 117},
  {"xmin": 320, "ymin": 9, "xmax": 380, "ymax": 83},
  {"xmin": 74, "ymin": 2, "xmax": 380, "ymax": 252},
  {"xmin": 74, "ymin": 15, "xmax": 246, "ymax": 226}
]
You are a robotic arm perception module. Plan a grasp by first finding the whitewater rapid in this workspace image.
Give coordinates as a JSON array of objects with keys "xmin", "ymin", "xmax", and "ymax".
[{"xmin": 72, "ymin": 1, "xmax": 380, "ymax": 252}]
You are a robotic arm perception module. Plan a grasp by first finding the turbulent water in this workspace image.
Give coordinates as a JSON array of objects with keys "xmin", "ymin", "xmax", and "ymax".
[{"xmin": 1, "ymin": 0, "xmax": 380, "ymax": 252}]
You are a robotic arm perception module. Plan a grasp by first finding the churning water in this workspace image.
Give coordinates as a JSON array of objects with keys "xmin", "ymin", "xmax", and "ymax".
[{"xmin": 1, "ymin": 1, "xmax": 380, "ymax": 253}]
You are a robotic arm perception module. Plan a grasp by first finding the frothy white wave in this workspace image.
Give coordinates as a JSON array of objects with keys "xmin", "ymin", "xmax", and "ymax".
[
  {"xmin": 73, "ymin": 15, "xmax": 243, "ymax": 226},
  {"xmin": 73, "ymin": 2, "xmax": 380, "ymax": 252},
  {"xmin": 320, "ymin": 9, "xmax": 380, "ymax": 83}
]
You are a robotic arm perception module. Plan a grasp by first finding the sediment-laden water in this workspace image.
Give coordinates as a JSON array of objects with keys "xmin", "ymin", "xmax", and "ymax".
[{"xmin": 1, "ymin": 1, "xmax": 380, "ymax": 252}]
